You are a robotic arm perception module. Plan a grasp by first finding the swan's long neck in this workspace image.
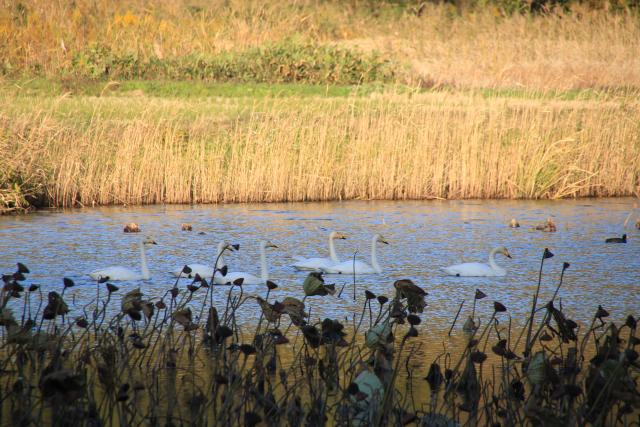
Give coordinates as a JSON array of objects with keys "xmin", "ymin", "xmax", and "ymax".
[
  {"xmin": 328, "ymin": 235, "xmax": 339, "ymax": 263},
  {"xmin": 140, "ymin": 243, "xmax": 150, "ymax": 280},
  {"xmin": 370, "ymin": 236, "xmax": 382, "ymax": 274},
  {"xmin": 260, "ymin": 243, "xmax": 269, "ymax": 282},
  {"xmin": 488, "ymin": 248, "xmax": 505, "ymax": 275},
  {"xmin": 215, "ymin": 242, "xmax": 226, "ymax": 269}
]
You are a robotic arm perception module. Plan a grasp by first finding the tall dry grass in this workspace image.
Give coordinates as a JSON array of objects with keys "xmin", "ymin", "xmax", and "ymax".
[
  {"xmin": 1, "ymin": 0, "xmax": 640, "ymax": 89},
  {"xmin": 1, "ymin": 90, "xmax": 639, "ymax": 207}
]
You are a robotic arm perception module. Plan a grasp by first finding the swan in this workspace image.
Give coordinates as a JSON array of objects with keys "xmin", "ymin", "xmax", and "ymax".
[
  {"xmin": 321, "ymin": 234, "xmax": 389, "ymax": 275},
  {"xmin": 221, "ymin": 241, "xmax": 278, "ymax": 285},
  {"xmin": 292, "ymin": 231, "xmax": 347, "ymax": 271},
  {"xmin": 442, "ymin": 247, "xmax": 512, "ymax": 277},
  {"xmin": 171, "ymin": 241, "xmax": 234, "ymax": 283},
  {"xmin": 89, "ymin": 236, "xmax": 157, "ymax": 281}
]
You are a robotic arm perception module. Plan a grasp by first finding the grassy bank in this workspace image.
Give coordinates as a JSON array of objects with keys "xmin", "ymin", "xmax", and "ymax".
[
  {"xmin": 2, "ymin": 1, "xmax": 640, "ymax": 90},
  {"xmin": 1, "ymin": 258, "xmax": 638, "ymax": 425},
  {"xmin": 2, "ymin": 1, "xmax": 640, "ymax": 211},
  {"xmin": 1, "ymin": 82, "xmax": 639, "ymax": 210}
]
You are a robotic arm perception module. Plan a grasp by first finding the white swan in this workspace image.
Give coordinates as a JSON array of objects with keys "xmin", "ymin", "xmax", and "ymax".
[
  {"xmin": 89, "ymin": 236, "xmax": 157, "ymax": 281},
  {"xmin": 321, "ymin": 234, "xmax": 389, "ymax": 275},
  {"xmin": 442, "ymin": 247, "xmax": 512, "ymax": 277},
  {"xmin": 292, "ymin": 231, "xmax": 347, "ymax": 271},
  {"xmin": 221, "ymin": 241, "xmax": 278, "ymax": 285},
  {"xmin": 170, "ymin": 241, "xmax": 233, "ymax": 283}
]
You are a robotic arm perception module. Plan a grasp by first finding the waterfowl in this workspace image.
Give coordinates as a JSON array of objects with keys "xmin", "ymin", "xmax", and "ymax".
[
  {"xmin": 535, "ymin": 217, "xmax": 556, "ymax": 232},
  {"xmin": 321, "ymin": 234, "xmax": 389, "ymax": 275},
  {"xmin": 636, "ymin": 219, "xmax": 640, "ymax": 230},
  {"xmin": 222, "ymin": 241, "xmax": 278, "ymax": 285},
  {"xmin": 443, "ymin": 247, "xmax": 512, "ymax": 277},
  {"xmin": 89, "ymin": 236, "xmax": 156, "ymax": 281},
  {"xmin": 605, "ymin": 234, "xmax": 627, "ymax": 243},
  {"xmin": 123, "ymin": 223, "xmax": 141, "ymax": 233},
  {"xmin": 509, "ymin": 219, "xmax": 520, "ymax": 228},
  {"xmin": 181, "ymin": 223, "xmax": 193, "ymax": 231},
  {"xmin": 292, "ymin": 231, "xmax": 347, "ymax": 271},
  {"xmin": 171, "ymin": 241, "xmax": 234, "ymax": 283}
]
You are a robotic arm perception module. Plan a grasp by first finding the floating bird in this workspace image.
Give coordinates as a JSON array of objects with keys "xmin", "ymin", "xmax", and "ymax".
[
  {"xmin": 170, "ymin": 241, "xmax": 235, "ymax": 283},
  {"xmin": 605, "ymin": 234, "xmax": 627, "ymax": 243},
  {"xmin": 535, "ymin": 217, "xmax": 556, "ymax": 232},
  {"xmin": 321, "ymin": 234, "xmax": 389, "ymax": 275},
  {"xmin": 181, "ymin": 223, "xmax": 193, "ymax": 231},
  {"xmin": 222, "ymin": 241, "xmax": 278, "ymax": 285},
  {"xmin": 292, "ymin": 231, "xmax": 347, "ymax": 271},
  {"xmin": 443, "ymin": 247, "xmax": 512, "ymax": 277},
  {"xmin": 123, "ymin": 223, "xmax": 141, "ymax": 233},
  {"xmin": 89, "ymin": 236, "xmax": 156, "ymax": 281},
  {"xmin": 509, "ymin": 219, "xmax": 520, "ymax": 228}
]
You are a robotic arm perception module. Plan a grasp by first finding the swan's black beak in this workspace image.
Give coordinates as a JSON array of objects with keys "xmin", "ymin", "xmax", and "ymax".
[
  {"xmin": 152, "ymin": 241, "xmax": 157, "ymax": 245},
  {"xmin": 382, "ymin": 240, "xmax": 390, "ymax": 245},
  {"xmin": 232, "ymin": 243, "xmax": 240, "ymax": 251},
  {"xmin": 506, "ymin": 253, "xmax": 512, "ymax": 259}
]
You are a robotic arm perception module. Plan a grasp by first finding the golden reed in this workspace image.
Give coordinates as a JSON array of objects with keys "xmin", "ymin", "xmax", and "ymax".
[{"xmin": 1, "ymin": 91, "xmax": 638, "ymax": 207}]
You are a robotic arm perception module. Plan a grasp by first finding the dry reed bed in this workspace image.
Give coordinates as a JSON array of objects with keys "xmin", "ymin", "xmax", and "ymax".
[
  {"xmin": 1, "ymin": 91, "xmax": 639, "ymax": 208},
  {"xmin": 1, "ymin": 1, "xmax": 640, "ymax": 89}
]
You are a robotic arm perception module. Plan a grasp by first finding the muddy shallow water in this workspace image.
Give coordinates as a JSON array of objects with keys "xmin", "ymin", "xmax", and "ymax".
[{"xmin": 0, "ymin": 198, "xmax": 638, "ymax": 356}]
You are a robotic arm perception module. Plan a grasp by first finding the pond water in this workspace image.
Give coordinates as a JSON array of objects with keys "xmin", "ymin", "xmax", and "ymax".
[{"xmin": 0, "ymin": 198, "xmax": 638, "ymax": 351}]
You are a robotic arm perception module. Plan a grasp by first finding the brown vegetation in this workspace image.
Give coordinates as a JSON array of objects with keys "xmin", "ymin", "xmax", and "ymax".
[
  {"xmin": 1, "ymin": 90, "xmax": 639, "ymax": 208},
  {"xmin": 1, "ymin": 253, "xmax": 638, "ymax": 425},
  {"xmin": 1, "ymin": 1, "xmax": 640, "ymax": 89}
]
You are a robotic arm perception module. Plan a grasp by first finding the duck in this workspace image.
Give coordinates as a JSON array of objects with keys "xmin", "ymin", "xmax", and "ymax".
[
  {"xmin": 123, "ymin": 223, "xmax": 141, "ymax": 233},
  {"xmin": 89, "ymin": 236, "xmax": 156, "ymax": 281},
  {"xmin": 535, "ymin": 217, "xmax": 556, "ymax": 232},
  {"xmin": 221, "ymin": 241, "xmax": 278, "ymax": 285},
  {"xmin": 181, "ymin": 223, "xmax": 193, "ymax": 231},
  {"xmin": 292, "ymin": 231, "xmax": 347, "ymax": 271},
  {"xmin": 605, "ymin": 234, "xmax": 627, "ymax": 243},
  {"xmin": 321, "ymin": 234, "xmax": 389, "ymax": 275},
  {"xmin": 171, "ymin": 241, "xmax": 235, "ymax": 283},
  {"xmin": 443, "ymin": 247, "xmax": 512, "ymax": 277},
  {"xmin": 509, "ymin": 219, "xmax": 520, "ymax": 228}
]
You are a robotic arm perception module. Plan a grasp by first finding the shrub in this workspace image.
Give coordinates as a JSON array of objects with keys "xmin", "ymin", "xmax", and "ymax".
[{"xmin": 69, "ymin": 41, "xmax": 397, "ymax": 85}]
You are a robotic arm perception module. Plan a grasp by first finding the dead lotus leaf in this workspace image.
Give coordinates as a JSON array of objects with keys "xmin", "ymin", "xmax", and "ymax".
[
  {"xmin": 172, "ymin": 308, "xmax": 193, "ymax": 327},
  {"xmin": 303, "ymin": 272, "xmax": 335, "ymax": 297},
  {"xmin": 527, "ymin": 351, "xmax": 547, "ymax": 387},
  {"xmin": 281, "ymin": 297, "xmax": 307, "ymax": 326},
  {"xmin": 0, "ymin": 307, "xmax": 17, "ymax": 327},
  {"xmin": 393, "ymin": 280, "xmax": 427, "ymax": 313},
  {"xmin": 40, "ymin": 369, "xmax": 84, "ymax": 401},
  {"xmin": 121, "ymin": 288, "xmax": 143, "ymax": 316},
  {"xmin": 43, "ymin": 292, "xmax": 69, "ymax": 319},
  {"xmin": 256, "ymin": 297, "xmax": 282, "ymax": 323}
]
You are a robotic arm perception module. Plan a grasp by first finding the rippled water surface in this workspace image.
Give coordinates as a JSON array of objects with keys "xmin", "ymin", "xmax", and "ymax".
[{"xmin": 1, "ymin": 199, "xmax": 638, "ymax": 348}]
